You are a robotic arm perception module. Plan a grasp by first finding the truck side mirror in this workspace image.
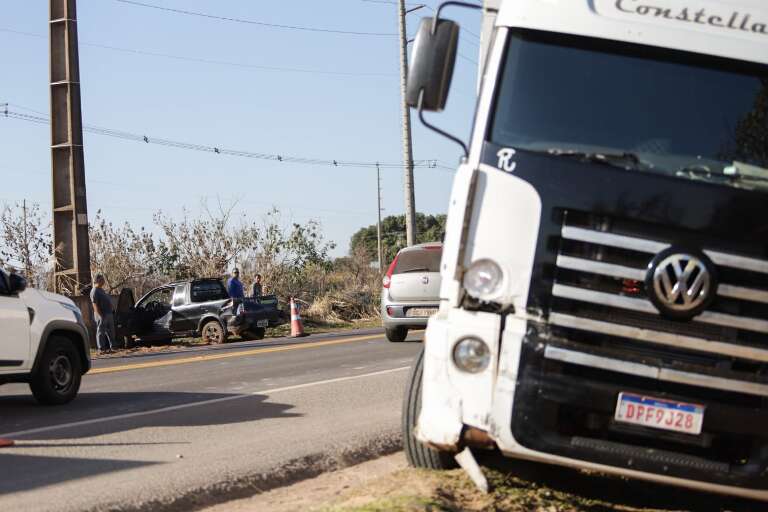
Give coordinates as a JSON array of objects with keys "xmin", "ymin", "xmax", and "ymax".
[
  {"xmin": 406, "ymin": 17, "xmax": 459, "ymax": 112},
  {"xmin": 8, "ymin": 273, "xmax": 27, "ymax": 294}
]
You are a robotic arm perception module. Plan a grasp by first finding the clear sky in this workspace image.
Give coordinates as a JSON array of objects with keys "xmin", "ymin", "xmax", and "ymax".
[{"xmin": 0, "ymin": 0, "xmax": 481, "ymax": 257}]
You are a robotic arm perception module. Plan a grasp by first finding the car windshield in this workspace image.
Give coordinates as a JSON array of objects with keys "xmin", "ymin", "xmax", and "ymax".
[{"xmin": 489, "ymin": 30, "xmax": 768, "ymax": 191}]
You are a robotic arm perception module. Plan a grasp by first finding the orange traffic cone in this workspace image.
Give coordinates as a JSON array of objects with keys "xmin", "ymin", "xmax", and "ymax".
[
  {"xmin": 290, "ymin": 298, "xmax": 308, "ymax": 338},
  {"xmin": 0, "ymin": 438, "xmax": 14, "ymax": 448}
]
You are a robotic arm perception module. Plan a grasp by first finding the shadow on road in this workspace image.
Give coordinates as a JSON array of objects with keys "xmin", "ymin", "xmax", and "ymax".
[
  {"xmin": 0, "ymin": 453, "xmax": 159, "ymax": 495},
  {"xmin": 481, "ymin": 453, "xmax": 756, "ymax": 511},
  {"xmin": 0, "ymin": 391, "xmax": 300, "ymax": 441}
]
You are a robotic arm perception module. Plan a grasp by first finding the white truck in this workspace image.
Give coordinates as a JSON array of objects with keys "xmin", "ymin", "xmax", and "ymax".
[
  {"xmin": 0, "ymin": 268, "xmax": 91, "ymax": 404},
  {"xmin": 402, "ymin": 0, "xmax": 768, "ymax": 501}
]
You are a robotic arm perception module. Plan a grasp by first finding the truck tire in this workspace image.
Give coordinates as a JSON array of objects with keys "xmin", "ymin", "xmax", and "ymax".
[
  {"xmin": 402, "ymin": 348, "xmax": 457, "ymax": 470},
  {"xmin": 386, "ymin": 326, "xmax": 408, "ymax": 342},
  {"xmin": 201, "ymin": 320, "xmax": 227, "ymax": 344},
  {"xmin": 30, "ymin": 336, "xmax": 82, "ymax": 406}
]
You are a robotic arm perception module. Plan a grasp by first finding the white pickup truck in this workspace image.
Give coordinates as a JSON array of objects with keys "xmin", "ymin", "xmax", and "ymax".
[{"xmin": 0, "ymin": 268, "xmax": 91, "ymax": 404}]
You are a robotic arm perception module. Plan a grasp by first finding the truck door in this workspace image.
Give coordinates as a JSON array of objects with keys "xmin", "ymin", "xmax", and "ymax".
[
  {"xmin": 0, "ymin": 271, "xmax": 31, "ymax": 370},
  {"xmin": 133, "ymin": 286, "xmax": 173, "ymax": 341},
  {"xmin": 169, "ymin": 284, "xmax": 197, "ymax": 334}
]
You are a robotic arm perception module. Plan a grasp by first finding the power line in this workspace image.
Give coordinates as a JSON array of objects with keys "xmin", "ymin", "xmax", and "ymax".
[
  {"xmin": 116, "ymin": 0, "xmax": 398, "ymax": 37},
  {"xmin": 0, "ymin": 27, "xmax": 394, "ymax": 78},
  {"xmin": 1, "ymin": 106, "xmax": 447, "ymax": 171},
  {"xmin": 361, "ymin": 0, "xmax": 482, "ymax": 42}
]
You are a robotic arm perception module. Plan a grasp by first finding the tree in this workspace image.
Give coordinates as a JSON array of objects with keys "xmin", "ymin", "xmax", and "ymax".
[
  {"xmin": 349, "ymin": 213, "xmax": 446, "ymax": 266},
  {"xmin": 0, "ymin": 201, "xmax": 53, "ymax": 288},
  {"xmin": 88, "ymin": 211, "xmax": 161, "ymax": 296},
  {"xmin": 244, "ymin": 208, "xmax": 336, "ymax": 300},
  {"xmin": 152, "ymin": 199, "xmax": 260, "ymax": 280}
]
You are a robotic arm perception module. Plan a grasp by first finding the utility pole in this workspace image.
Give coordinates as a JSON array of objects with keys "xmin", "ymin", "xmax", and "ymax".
[
  {"xmin": 376, "ymin": 164, "xmax": 384, "ymax": 272},
  {"xmin": 22, "ymin": 200, "xmax": 30, "ymax": 283},
  {"xmin": 50, "ymin": 0, "xmax": 92, "ymax": 295},
  {"xmin": 398, "ymin": 0, "xmax": 418, "ymax": 247}
]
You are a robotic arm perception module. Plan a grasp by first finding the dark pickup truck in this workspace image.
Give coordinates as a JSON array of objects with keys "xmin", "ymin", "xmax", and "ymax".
[{"xmin": 116, "ymin": 278, "xmax": 285, "ymax": 345}]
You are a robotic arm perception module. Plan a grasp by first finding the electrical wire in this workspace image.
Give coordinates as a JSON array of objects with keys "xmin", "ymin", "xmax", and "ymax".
[
  {"xmin": 1, "ymin": 107, "xmax": 448, "ymax": 171},
  {"xmin": 0, "ymin": 27, "xmax": 395, "ymax": 78},
  {"xmin": 116, "ymin": 0, "xmax": 398, "ymax": 37}
]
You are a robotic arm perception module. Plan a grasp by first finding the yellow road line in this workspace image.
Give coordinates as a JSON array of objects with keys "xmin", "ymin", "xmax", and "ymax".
[{"xmin": 89, "ymin": 334, "xmax": 382, "ymax": 375}]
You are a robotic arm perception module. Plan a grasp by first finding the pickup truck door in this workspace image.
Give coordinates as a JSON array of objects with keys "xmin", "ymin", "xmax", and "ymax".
[
  {"xmin": 173, "ymin": 281, "xmax": 230, "ymax": 334},
  {"xmin": 133, "ymin": 286, "xmax": 173, "ymax": 341},
  {"xmin": 115, "ymin": 288, "xmax": 135, "ymax": 342},
  {"xmin": 169, "ymin": 284, "xmax": 198, "ymax": 334},
  {"xmin": 0, "ymin": 271, "xmax": 31, "ymax": 370}
]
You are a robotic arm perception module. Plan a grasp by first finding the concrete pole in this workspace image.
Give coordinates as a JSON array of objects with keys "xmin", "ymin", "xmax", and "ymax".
[
  {"xmin": 376, "ymin": 164, "xmax": 384, "ymax": 272},
  {"xmin": 50, "ymin": 0, "xmax": 92, "ymax": 295},
  {"xmin": 397, "ymin": 0, "xmax": 417, "ymax": 247}
]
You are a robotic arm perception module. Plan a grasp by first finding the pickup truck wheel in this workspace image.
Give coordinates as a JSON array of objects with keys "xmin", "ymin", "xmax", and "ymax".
[
  {"xmin": 386, "ymin": 327, "xmax": 408, "ymax": 342},
  {"xmin": 402, "ymin": 348, "xmax": 457, "ymax": 470},
  {"xmin": 201, "ymin": 320, "xmax": 227, "ymax": 344},
  {"xmin": 30, "ymin": 336, "xmax": 82, "ymax": 406}
]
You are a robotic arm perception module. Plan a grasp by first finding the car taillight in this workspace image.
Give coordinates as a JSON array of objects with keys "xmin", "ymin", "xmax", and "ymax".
[{"xmin": 383, "ymin": 253, "xmax": 399, "ymax": 288}]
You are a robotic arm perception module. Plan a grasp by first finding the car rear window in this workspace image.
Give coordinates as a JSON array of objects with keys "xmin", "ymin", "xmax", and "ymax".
[
  {"xmin": 393, "ymin": 248, "xmax": 442, "ymax": 274},
  {"xmin": 191, "ymin": 281, "xmax": 227, "ymax": 302}
]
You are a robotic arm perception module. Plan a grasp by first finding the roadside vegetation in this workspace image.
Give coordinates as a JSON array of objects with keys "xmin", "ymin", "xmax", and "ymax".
[
  {"xmin": 0, "ymin": 200, "xmax": 445, "ymax": 328},
  {"xmin": 317, "ymin": 464, "xmax": 755, "ymax": 512}
]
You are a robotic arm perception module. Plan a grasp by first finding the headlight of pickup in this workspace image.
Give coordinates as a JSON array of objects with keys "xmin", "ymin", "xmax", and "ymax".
[
  {"xmin": 59, "ymin": 301, "xmax": 85, "ymax": 325},
  {"xmin": 463, "ymin": 259, "xmax": 504, "ymax": 302}
]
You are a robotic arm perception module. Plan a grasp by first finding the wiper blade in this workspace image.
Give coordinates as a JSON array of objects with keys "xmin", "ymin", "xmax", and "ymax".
[
  {"xmin": 399, "ymin": 267, "xmax": 430, "ymax": 273},
  {"xmin": 544, "ymin": 149, "xmax": 653, "ymax": 171}
]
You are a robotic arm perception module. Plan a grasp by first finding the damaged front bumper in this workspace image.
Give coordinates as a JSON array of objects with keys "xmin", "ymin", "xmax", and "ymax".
[{"xmin": 417, "ymin": 308, "xmax": 768, "ymax": 501}]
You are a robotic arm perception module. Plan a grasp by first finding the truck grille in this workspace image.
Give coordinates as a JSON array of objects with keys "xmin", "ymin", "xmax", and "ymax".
[{"xmin": 547, "ymin": 211, "xmax": 768, "ymax": 395}]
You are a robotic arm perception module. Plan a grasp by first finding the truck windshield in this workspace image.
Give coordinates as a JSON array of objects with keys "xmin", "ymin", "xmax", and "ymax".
[{"xmin": 489, "ymin": 30, "xmax": 768, "ymax": 190}]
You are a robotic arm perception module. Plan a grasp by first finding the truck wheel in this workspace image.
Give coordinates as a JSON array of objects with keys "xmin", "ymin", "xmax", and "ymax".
[
  {"xmin": 201, "ymin": 320, "xmax": 227, "ymax": 344},
  {"xmin": 30, "ymin": 336, "xmax": 82, "ymax": 406},
  {"xmin": 386, "ymin": 326, "xmax": 408, "ymax": 342},
  {"xmin": 402, "ymin": 348, "xmax": 457, "ymax": 470}
]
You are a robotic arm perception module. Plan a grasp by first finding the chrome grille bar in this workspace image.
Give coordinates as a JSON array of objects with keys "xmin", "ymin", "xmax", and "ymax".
[
  {"xmin": 552, "ymin": 284, "xmax": 768, "ymax": 334},
  {"xmin": 562, "ymin": 225, "xmax": 768, "ymax": 275},
  {"xmin": 549, "ymin": 312, "xmax": 768, "ymax": 363},
  {"xmin": 556, "ymin": 256, "xmax": 768, "ymax": 304},
  {"xmin": 544, "ymin": 346, "xmax": 768, "ymax": 397}
]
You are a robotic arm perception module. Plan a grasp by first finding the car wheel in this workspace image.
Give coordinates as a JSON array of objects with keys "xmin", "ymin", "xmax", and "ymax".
[
  {"xmin": 386, "ymin": 326, "xmax": 408, "ymax": 342},
  {"xmin": 402, "ymin": 348, "xmax": 457, "ymax": 469},
  {"xmin": 30, "ymin": 336, "xmax": 82, "ymax": 406},
  {"xmin": 201, "ymin": 320, "xmax": 227, "ymax": 344}
]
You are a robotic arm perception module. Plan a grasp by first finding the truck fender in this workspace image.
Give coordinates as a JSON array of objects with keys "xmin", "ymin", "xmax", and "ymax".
[{"xmin": 33, "ymin": 321, "xmax": 91, "ymax": 375}]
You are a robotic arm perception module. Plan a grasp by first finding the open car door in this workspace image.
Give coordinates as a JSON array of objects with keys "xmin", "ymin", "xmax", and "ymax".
[{"xmin": 115, "ymin": 288, "xmax": 135, "ymax": 345}]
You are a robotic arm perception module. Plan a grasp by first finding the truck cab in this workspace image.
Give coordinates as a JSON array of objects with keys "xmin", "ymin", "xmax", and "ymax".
[{"xmin": 403, "ymin": 0, "xmax": 768, "ymax": 501}]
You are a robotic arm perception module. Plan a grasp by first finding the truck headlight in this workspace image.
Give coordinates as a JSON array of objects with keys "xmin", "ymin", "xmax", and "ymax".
[
  {"xmin": 463, "ymin": 259, "xmax": 503, "ymax": 301},
  {"xmin": 453, "ymin": 337, "xmax": 491, "ymax": 373}
]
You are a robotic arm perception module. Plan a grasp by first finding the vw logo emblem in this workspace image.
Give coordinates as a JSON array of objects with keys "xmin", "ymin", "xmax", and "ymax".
[
  {"xmin": 646, "ymin": 248, "xmax": 717, "ymax": 319},
  {"xmin": 421, "ymin": 276, "xmax": 429, "ymax": 285}
]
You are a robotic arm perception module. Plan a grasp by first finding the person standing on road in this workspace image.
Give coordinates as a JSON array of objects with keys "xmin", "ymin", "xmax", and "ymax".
[
  {"xmin": 90, "ymin": 273, "xmax": 115, "ymax": 355},
  {"xmin": 227, "ymin": 268, "xmax": 245, "ymax": 314},
  {"xmin": 227, "ymin": 268, "xmax": 245, "ymax": 299},
  {"xmin": 252, "ymin": 274, "xmax": 263, "ymax": 299}
]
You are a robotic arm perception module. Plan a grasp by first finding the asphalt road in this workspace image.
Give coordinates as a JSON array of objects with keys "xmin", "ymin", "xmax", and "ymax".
[{"xmin": 0, "ymin": 328, "xmax": 422, "ymax": 512}]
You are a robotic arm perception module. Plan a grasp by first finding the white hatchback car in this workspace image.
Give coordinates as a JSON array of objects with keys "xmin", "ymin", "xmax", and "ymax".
[{"xmin": 381, "ymin": 243, "xmax": 442, "ymax": 342}]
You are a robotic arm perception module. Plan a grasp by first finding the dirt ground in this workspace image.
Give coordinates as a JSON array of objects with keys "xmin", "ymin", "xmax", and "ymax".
[{"xmin": 202, "ymin": 453, "xmax": 761, "ymax": 512}]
